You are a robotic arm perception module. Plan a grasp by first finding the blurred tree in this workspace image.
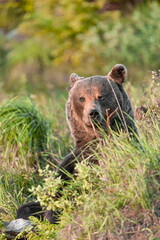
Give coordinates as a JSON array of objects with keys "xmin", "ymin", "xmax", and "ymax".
[
  {"xmin": 0, "ymin": 0, "xmax": 151, "ymax": 32},
  {"xmin": 17, "ymin": 0, "xmax": 106, "ymax": 64},
  {"xmin": 0, "ymin": 0, "xmax": 34, "ymax": 31},
  {"xmin": 0, "ymin": 0, "xmax": 160, "ymax": 93}
]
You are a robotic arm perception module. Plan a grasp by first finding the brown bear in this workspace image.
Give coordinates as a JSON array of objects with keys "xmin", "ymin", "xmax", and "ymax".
[
  {"xmin": 56, "ymin": 63, "xmax": 139, "ymax": 179},
  {"xmin": 13, "ymin": 64, "xmax": 139, "ymax": 228}
]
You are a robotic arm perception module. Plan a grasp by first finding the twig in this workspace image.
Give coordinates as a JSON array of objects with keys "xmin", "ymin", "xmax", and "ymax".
[{"xmin": 106, "ymin": 107, "xmax": 118, "ymax": 140}]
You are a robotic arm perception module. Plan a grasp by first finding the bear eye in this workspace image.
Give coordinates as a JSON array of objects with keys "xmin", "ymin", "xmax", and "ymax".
[
  {"xmin": 79, "ymin": 97, "xmax": 85, "ymax": 102},
  {"xmin": 98, "ymin": 95, "xmax": 105, "ymax": 101}
]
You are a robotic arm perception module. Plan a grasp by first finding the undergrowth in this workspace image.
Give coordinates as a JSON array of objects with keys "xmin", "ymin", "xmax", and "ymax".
[
  {"xmin": 0, "ymin": 73, "xmax": 160, "ymax": 239},
  {"xmin": 27, "ymin": 126, "xmax": 160, "ymax": 239}
]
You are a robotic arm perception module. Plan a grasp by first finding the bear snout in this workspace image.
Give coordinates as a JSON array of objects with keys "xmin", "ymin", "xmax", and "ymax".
[{"xmin": 89, "ymin": 109, "xmax": 102, "ymax": 123}]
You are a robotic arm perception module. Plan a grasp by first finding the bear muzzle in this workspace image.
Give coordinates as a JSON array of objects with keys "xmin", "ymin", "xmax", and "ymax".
[
  {"xmin": 88, "ymin": 109, "xmax": 103, "ymax": 127},
  {"xmin": 89, "ymin": 109, "xmax": 101, "ymax": 120}
]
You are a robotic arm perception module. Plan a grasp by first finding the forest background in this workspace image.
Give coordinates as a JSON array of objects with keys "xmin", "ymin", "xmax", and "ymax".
[
  {"xmin": 0, "ymin": 1, "xmax": 160, "ymax": 239},
  {"xmin": 1, "ymin": 0, "xmax": 160, "ymax": 96}
]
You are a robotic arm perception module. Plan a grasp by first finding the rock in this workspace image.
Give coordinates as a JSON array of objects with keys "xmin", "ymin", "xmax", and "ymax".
[
  {"xmin": 5, "ymin": 218, "xmax": 31, "ymax": 233},
  {"xmin": 1, "ymin": 219, "xmax": 32, "ymax": 240}
]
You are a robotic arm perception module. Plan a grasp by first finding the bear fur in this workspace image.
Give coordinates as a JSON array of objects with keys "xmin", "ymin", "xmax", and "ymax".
[{"xmin": 16, "ymin": 64, "xmax": 139, "ymax": 224}]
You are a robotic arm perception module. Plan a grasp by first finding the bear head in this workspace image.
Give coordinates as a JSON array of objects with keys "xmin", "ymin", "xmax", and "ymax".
[{"xmin": 66, "ymin": 64, "xmax": 137, "ymax": 148}]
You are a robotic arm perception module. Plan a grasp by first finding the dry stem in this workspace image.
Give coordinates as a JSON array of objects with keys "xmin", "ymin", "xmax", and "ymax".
[{"xmin": 106, "ymin": 107, "xmax": 118, "ymax": 140}]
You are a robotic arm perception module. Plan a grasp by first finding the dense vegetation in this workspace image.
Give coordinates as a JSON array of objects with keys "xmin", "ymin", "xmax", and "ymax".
[
  {"xmin": 0, "ymin": 71, "xmax": 160, "ymax": 240},
  {"xmin": 0, "ymin": 0, "xmax": 160, "ymax": 239}
]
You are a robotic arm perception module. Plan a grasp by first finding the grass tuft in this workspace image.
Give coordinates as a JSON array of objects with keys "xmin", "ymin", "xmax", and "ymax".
[{"xmin": 0, "ymin": 97, "xmax": 52, "ymax": 170}]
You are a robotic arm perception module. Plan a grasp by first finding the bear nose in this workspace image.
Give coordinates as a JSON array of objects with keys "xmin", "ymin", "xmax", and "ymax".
[{"xmin": 89, "ymin": 109, "xmax": 100, "ymax": 120}]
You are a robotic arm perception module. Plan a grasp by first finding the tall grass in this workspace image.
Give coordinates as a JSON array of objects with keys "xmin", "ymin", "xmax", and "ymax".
[
  {"xmin": 0, "ymin": 97, "xmax": 54, "ymax": 224},
  {"xmin": 28, "ymin": 123, "xmax": 159, "ymax": 239}
]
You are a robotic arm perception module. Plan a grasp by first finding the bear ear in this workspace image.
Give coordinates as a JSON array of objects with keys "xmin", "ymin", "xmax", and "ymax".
[
  {"xmin": 108, "ymin": 64, "xmax": 127, "ymax": 85},
  {"xmin": 70, "ymin": 73, "xmax": 84, "ymax": 87}
]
